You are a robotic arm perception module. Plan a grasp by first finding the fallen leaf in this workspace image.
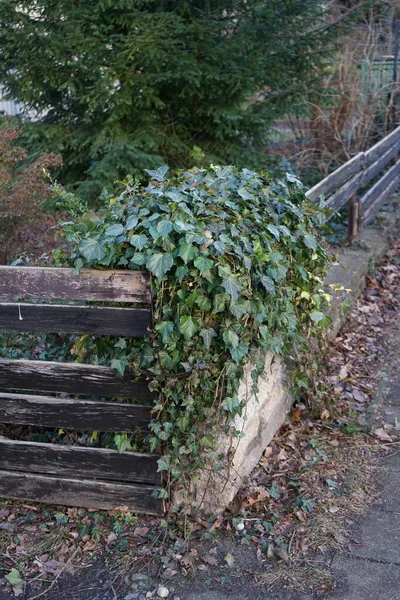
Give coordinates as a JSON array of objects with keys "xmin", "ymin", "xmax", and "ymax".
[
  {"xmin": 133, "ymin": 526, "xmax": 149, "ymax": 538},
  {"xmin": 224, "ymin": 553, "xmax": 235, "ymax": 568},
  {"xmin": 202, "ymin": 554, "xmax": 218, "ymax": 567},
  {"xmin": 5, "ymin": 569, "xmax": 23, "ymax": 587},
  {"xmin": 352, "ymin": 389, "xmax": 367, "ymax": 403},
  {"xmin": 374, "ymin": 428, "xmax": 393, "ymax": 441},
  {"xmin": 106, "ymin": 532, "xmax": 118, "ymax": 545}
]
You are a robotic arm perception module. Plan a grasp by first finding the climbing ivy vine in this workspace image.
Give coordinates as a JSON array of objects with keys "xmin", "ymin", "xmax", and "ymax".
[{"xmin": 57, "ymin": 166, "xmax": 332, "ymax": 500}]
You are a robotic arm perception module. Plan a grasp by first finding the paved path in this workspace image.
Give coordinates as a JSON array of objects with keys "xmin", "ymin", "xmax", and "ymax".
[{"xmin": 328, "ymin": 370, "xmax": 400, "ymax": 600}]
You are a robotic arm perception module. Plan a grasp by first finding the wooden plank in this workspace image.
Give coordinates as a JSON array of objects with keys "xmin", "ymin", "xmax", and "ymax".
[
  {"xmin": 306, "ymin": 153, "xmax": 365, "ymax": 203},
  {"xmin": 0, "ymin": 439, "xmax": 159, "ymax": 484},
  {"xmin": 364, "ymin": 125, "xmax": 400, "ymax": 166},
  {"xmin": 0, "ymin": 359, "xmax": 154, "ymax": 399},
  {"xmin": 0, "ymin": 392, "xmax": 152, "ymax": 432},
  {"xmin": 362, "ymin": 143, "xmax": 400, "ymax": 187},
  {"xmin": 359, "ymin": 160, "xmax": 400, "ymax": 211},
  {"xmin": 0, "ymin": 267, "xmax": 151, "ymax": 304},
  {"xmin": 326, "ymin": 170, "xmax": 365, "ymax": 211},
  {"xmin": 361, "ymin": 171, "xmax": 400, "ymax": 226},
  {"xmin": 0, "ymin": 303, "xmax": 151, "ymax": 336},
  {"xmin": 0, "ymin": 470, "xmax": 164, "ymax": 515}
]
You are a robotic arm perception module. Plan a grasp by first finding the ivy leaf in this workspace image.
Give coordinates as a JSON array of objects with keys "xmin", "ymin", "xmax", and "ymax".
[
  {"xmin": 157, "ymin": 455, "xmax": 171, "ymax": 472},
  {"xmin": 144, "ymin": 165, "xmax": 169, "ymax": 181},
  {"xmin": 304, "ymin": 233, "xmax": 317, "ymax": 250},
  {"xmin": 260, "ymin": 275, "xmax": 276, "ymax": 295},
  {"xmin": 200, "ymin": 328, "xmax": 217, "ymax": 349},
  {"xmin": 105, "ymin": 223, "xmax": 124, "ymax": 237},
  {"xmin": 213, "ymin": 293, "xmax": 228, "ymax": 314},
  {"xmin": 130, "ymin": 252, "xmax": 146, "ymax": 265},
  {"xmin": 309, "ymin": 310, "xmax": 325, "ymax": 324},
  {"xmin": 200, "ymin": 434, "xmax": 214, "ymax": 449},
  {"xmin": 115, "ymin": 433, "xmax": 131, "ymax": 454},
  {"xmin": 155, "ymin": 321, "xmax": 175, "ymax": 343},
  {"xmin": 230, "ymin": 342, "xmax": 249, "ymax": 363},
  {"xmin": 5, "ymin": 569, "xmax": 23, "ymax": 587},
  {"xmin": 266, "ymin": 224, "xmax": 280, "ymax": 239},
  {"xmin": 221, "ymin": 275, "xmax": 242, "ymax": 301},
  {"xmin": 195, "ymin": 295, "xmax": 212, "ymax": 311},
  {"xmin": 176, "ymin": 265, "xmax": 188, "ymax": 282},
  {"xmin": 178, "ymin": 243, "xmax": 198, "ymax": 264},
  {"xmin": 126, "ymin": 215, "xmax": 139, "ymax": 229},
  {"xmin": 130, "ymin": 233, "xmax": 148, "ymax": 250},
  {"xmin": 194, "ymin": 255, "xmax": 214, "ymax": 274},
  {"xmin": 114, "ymin": 337, "xmax": 127, "ymax": 349},
  {"xmin": 79, "ymin": 238, "xmax": 106, "ymax": 262},
  {"xmin": 237, "ymin": 187, "xmax": 253, "ymax": 200},
  {"xmin": 146, "ymin": 252, "xmax": 174, "ymax": 279},
  {"xmin": 223, "ymin": 329, "xmax": 239, "ymax": 348},
  {"xmin": 229, "ymin": 300, "xmax": 249, "ymax": 319},
  {"xmin": 157, "ymin": 219, "xmax": 173, "ymax": 237},
  {"xmin": 178, "ymin": 316, "xmax": 200, "ymax": 340},
  {"xmin": 111, "ymin": 357, "xmax": 129, "ymax": 376}
]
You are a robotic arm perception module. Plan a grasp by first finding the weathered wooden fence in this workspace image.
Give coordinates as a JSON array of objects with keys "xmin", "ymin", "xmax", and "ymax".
[
  {"xmin": 0, "ymin": 266, "xmax": 163, "ymax": 515},
  {"xmin": 306, "ymin": 124, "xmax": 400, "ymax": 242}
]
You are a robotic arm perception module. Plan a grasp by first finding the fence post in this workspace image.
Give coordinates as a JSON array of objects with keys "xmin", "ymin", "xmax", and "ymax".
[{"xmin": 347, "ymin": 193, "xmax": 359, "ymax": 245}]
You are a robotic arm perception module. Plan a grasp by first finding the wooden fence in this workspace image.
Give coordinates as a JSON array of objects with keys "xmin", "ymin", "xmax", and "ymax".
[
  {"xmin": 306, "ymin": 124, "xmax": 400, "ymax": 242},
  {"xmin": 0, "ymin": 266, "xmax": 163, "ymax": 515}
]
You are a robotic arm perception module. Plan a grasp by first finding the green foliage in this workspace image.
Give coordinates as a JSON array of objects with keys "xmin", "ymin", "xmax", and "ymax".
[
  {"xmin": 56, "ymin": 165, "xmax": 332, "ymax": 500},
  {"xmin": 0, "ymin": 0, "xmax": 356, "ymax": 201}
]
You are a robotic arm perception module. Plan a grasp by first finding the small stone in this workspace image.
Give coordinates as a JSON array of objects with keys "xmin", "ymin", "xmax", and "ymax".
[
  {"xmin": 172, "ymin": 596, "xmax": 181, "ymax": 600},
  {"xmin": 236, "ymin": 522, "xmax": 245, "ymax": 531},
  {"xmin": 157, "ymin": 586, "xmax": 169, "ymax": 598}
]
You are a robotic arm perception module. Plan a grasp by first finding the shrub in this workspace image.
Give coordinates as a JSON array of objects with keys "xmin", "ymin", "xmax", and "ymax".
[
  {"xmin": 58, "ymin": 165, "xmax": 332, "ymax": 500},
  {"xmin": 0, "ymin": 124, "xmax": 62, "ymax": 262}
]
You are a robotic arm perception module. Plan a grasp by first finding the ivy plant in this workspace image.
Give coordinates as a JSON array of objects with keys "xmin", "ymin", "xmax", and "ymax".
[{"xmin": 56, "ymin": 165, "xmax": 332, "ymax": 502}]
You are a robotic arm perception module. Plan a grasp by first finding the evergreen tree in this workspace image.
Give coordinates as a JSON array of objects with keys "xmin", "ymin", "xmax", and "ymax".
[{"xmin": 0, "ymin": 0, "xmax": 363, "ymax": 199}]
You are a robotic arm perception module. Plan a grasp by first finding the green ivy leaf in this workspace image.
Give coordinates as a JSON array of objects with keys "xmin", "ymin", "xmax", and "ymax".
[
  {"xmin": 146, "ymin": 252, "xmax": 174, "ymax": 279},
  {"xmin": 5, "ymin": 569, "xmax": 23, "ymax": 588},
  {"xmin": 178, "ymin": 316, "xmax": 200, "ymax": 340},
  {"xmin": 194, "ymin": 255, "xmax": 214, "ymax": 273},
  {"xmin": 115, "ymin": 433, "xmax": 131, "ymax": 454},
  {"xmin": 130, "ymin": 233, "xmax": 148, "ymax": 250},
  {"xmin": 260, "ymin": 275, "xmax": 276, "ymax": 295},
  {"xmin": 221, "ymin": 275, "xmax": 242, "ymax": 301},
  {"xmin": 223, "ymin": 329, "xmax": 239, "ymax": 348},
  {"xmin": 157, "ymin": 455, "xmax": 171, "ymax": 472},
  {"xmin": 309, "ymin": 310, "xmax": 325, "ymax": 324},
  {"xmin": 130, "ymin": 252, "xmax": 146, "ymax": 265},
  {"xmin": 105, "ymin": 223, "xmax": 124, "ymax": 236},
  {"xmin": 157, "ymin": 219, "xmax": 173, "ymax": 237},
  {"xmin": 213, "ymin": 293, "xmax": 228, "ymax": 314},
  {"xmin": 304, "ymin": 233, "xmax": 317, "ymax": 250},
  {"xmin": 178, "ymin": 243, "xmax": 199, "ymax": 264},
  {"xmin": 199, "ymin": 434, "xmax": 214, "ymax": 448},
  {"xmin": 195, "ymin": 295, "xmax": 212, "ymax": 311},
  {"xmin": 155, "ymin": 321, "xmax": 175, "ymax": 343},
  {"xmin": 79, "ymin": 238, "xmax": 106, "ymax": 261},
  {"xmin": 126, "ymin": 215, "xmax": 139, "ymax": 229},
  {"xmin": 200, "ymin": 328, "xmax": 217, "ymax": 349},
  {"xmin": 111, "ymin": 357, "xmax": 129, "ymax": 376},
  {"xmin": 266, "ymin": 224, "xmax": 280, "ymax": 239}
]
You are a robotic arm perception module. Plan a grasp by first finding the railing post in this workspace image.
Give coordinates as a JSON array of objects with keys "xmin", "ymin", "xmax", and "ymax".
[{"xmin": 347, "ymin": 193, "xmax": 359, "ymax": 245}]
